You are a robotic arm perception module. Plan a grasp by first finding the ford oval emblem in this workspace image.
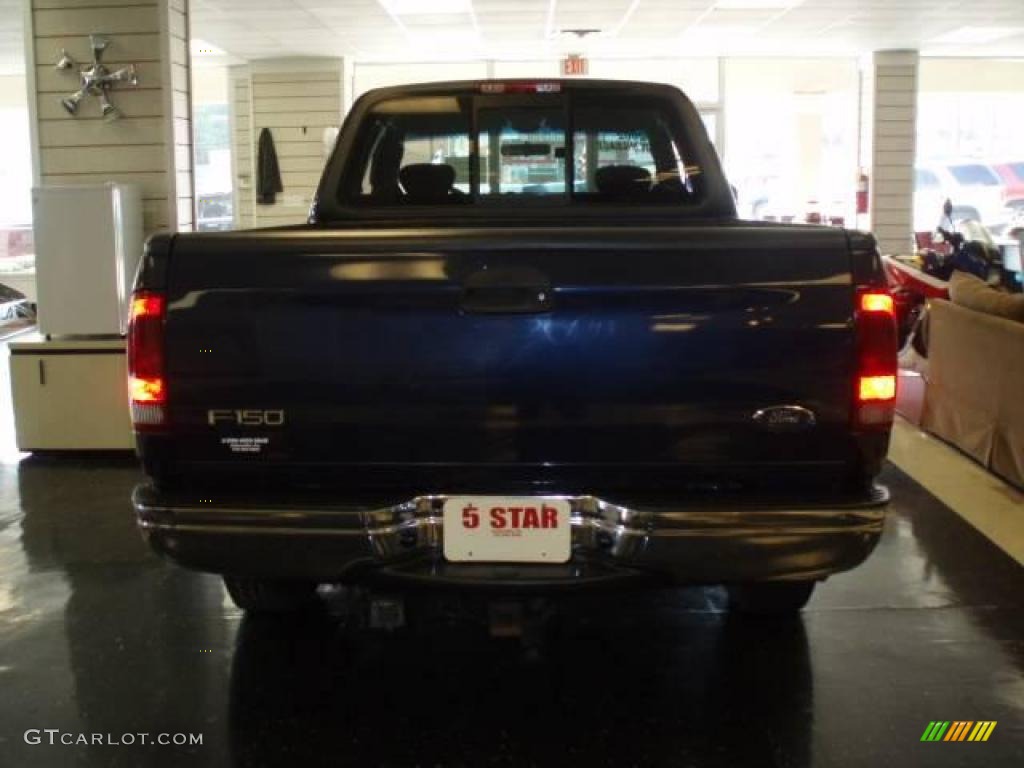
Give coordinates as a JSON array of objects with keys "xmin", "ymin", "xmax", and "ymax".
[{"xmin": 752, "ymin": 405, "xmax": 817, "ymax": 431}]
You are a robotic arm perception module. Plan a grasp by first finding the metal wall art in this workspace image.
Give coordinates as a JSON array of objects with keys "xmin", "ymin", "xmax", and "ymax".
[{"xmin": 56, "ymin": 34, "xmax": 139, "ymax": 122}]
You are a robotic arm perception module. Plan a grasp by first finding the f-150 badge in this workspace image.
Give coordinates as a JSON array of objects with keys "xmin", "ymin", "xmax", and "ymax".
[{"xmin": 208, "ymin": 409, "xmax": 285, "ymax": 427}]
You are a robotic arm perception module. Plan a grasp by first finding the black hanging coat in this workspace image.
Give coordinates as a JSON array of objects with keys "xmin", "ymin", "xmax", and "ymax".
[{"xmin": 257, "ymin": 127, "xmax": 283, "ymax": 205}]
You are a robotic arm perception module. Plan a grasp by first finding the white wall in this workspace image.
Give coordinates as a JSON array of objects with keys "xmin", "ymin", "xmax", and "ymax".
[
  {"xmin": 230, "ymin": 58, "xmax": 344, "ymax": 228},
  {"xmin": 29, "ymin": 0, "xmax": 193, "ymax": 234}
]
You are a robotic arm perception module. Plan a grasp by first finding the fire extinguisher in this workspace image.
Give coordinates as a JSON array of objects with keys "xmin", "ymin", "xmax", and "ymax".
[{"xmin": 856, "ymin": 170, "xmax": 869, "ymax": 215}]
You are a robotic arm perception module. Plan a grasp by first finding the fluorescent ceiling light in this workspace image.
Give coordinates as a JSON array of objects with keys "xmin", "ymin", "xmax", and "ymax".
[
  {"xmin": 383, "ymin": 0, "xmax": 471, "ymax": 14},
  {"xmin": 190, "ymin": 39, "xmax": 225, "ymax": 56},
  {"xmin": 930, "ymin": 26, "xmax": 1024, "ymax": 45},
  {"xmin": 714, "ymin": 0, "xmax": 800, "ymax": 8}
]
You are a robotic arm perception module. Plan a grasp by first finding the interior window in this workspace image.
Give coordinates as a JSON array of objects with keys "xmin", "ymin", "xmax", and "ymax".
[
  {"xmin": 358, "ymin": 96, "xmax": 472, "ymax": 204},
  {"xmin": 344, "ymin": 92, "xmax": 702, "ymax": 207},
  {"xmin": 478, "ymin": 108, "xmax": 565, "ymax": 197},
  {"xmin": 573, "ymin": 107, "xmax": 693, "ymax": 202}
]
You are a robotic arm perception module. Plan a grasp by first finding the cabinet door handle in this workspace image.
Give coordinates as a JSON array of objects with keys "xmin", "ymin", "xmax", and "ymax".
[{"xmin": 38, "ymin": 359, "xmax": 45, "ymax": 386}]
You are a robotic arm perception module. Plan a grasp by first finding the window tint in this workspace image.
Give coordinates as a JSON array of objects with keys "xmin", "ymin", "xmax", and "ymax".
[
  {"xmin": 344, "ymin": 92, "xmax": 702, "ymax": 207},
  {"xmin": 572, "ymin": 107, "xmax": 691, "ymax": 201},
  {"xmin": 1009, "ymin": 163, "xmax": 1024, "ymax": 179},
  {"xmin": 948, "ymin": 164, "xmax": 999, "ymax": 186},
  {"xmin": 357, "ymin": 96, "xmax": 472, "ymax": 204},
  {"xmin": 478, "ymin": 107, "xmax": 565, "ymax": 197}
]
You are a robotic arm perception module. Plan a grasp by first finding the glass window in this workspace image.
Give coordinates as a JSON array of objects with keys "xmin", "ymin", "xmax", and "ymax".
[
  {"xmin": 357, "ymin": 96, "xmax": 472, "ymax": 204},
  {"xmin": 479, "ymin": 107, "xmax": 565, "ymax": 197},
  {"xmin": 193, "ymin": 103, "xmax": 234, "ymax": 231},
  {"xmin": 571, "ymin": 106, "xmax": 692, "ymax": 201},
  {"xmin": 344, "ymin": 91, "xmax": 703, "ymax": 207},
  {"xmin": 915, "ymin": 169, "xmax": 940, "ymax": 189},
  {"xmin": 724, "ymin": 59, "xmax": 859, "ymax": 224},
  {"xmin": 0, "ymin": 74, "xmax": 35, "ymax": 282},
  {"xmin": 572, "ymin": 125, "xmax": 656, "ymax": 191},
  {"xmin": 947, "ymin": 164, "xmax": 999, "ymax": 186},
  {"xmin": 916, "ymin": 59, "xmax": 1024, "ymax": 229},
  {"xmin": 700, "ymin": 112, "xmax": 718, "ymax": 152}
]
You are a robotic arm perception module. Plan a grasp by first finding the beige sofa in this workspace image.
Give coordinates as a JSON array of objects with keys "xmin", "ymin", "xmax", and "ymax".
[{"xmin": 921, "ymin": 298, "xmax": 1024, "ymax": 489}]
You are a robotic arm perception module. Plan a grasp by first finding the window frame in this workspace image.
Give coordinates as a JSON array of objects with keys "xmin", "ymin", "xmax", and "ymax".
[
  {"xmin": 315, "ymin": 80, "xmax": 736, "ymax": 224},
  {"xmin": 337, "ymin": 89, "xmax": 704, "ymax": 211}
]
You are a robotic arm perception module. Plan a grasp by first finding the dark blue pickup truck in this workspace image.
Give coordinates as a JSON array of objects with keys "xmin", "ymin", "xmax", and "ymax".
[{"xmin": 129, "ymin": 80, "xmax": 896, "ymax": 615}]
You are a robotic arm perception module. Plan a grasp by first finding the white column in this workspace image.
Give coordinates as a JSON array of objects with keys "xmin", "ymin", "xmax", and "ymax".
[
  {"xmin": 27, "ymin": 0, "xmax": 194, "ymax": 235},
  {"xmin": 861, "ymin": 50, "xmax": 919, "ymax": 255}
]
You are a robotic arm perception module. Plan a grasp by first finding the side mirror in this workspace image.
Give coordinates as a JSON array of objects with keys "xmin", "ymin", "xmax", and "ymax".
[{"xmin": 942, "ymin": 198, "xmax": 954, "ymax": 219}]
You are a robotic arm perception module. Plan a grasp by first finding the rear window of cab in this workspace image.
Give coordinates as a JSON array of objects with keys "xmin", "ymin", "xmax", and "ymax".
[{"xmin": 342, "ymin": 90, "xmax": 704, "ymax": 207}]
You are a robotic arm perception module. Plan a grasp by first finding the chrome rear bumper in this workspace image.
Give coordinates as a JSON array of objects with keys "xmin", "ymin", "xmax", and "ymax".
[{"xmin": 134, "ymin": 486, "xmax": 888, "ymax": 588}]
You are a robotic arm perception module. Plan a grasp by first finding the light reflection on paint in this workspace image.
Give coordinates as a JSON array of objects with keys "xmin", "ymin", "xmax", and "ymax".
[
  {"xmin": 652, "ymin": 323, "xmax": 696, "ymax": 333},
  {"xmin": 651, "ymin": 313, "xmax": 702, "ymax": 333},
  {"xmin": 329, "ymin": 259, "xmax": 447, "ymax": 281}
]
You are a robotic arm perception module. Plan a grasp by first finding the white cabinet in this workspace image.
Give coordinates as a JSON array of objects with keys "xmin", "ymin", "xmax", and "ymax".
[{"xmin": 10, "ymin": 338, "xmax": 134, "ymax": 451}]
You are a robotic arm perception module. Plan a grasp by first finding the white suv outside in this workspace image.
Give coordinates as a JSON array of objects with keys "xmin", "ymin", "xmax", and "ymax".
[{"xmin": 915, "ymin": 162, "xmax": 1010, "ymax": 232}]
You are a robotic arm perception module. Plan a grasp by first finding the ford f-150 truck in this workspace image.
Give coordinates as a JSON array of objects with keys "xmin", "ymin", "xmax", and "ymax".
[{"xmin": 130, "ymin": 80, "xmax": 896, "ymax": 615}]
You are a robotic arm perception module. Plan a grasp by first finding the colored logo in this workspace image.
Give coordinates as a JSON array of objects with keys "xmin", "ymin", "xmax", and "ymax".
[{"xmin": 921, "ymin": 721, "xmax": 997, "ymax": 742}]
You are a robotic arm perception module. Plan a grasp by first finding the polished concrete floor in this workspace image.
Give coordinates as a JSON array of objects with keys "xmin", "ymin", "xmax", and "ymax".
[{"xmin": 0, "ymin": 455, "xmax": 1022, "ymax": 768}]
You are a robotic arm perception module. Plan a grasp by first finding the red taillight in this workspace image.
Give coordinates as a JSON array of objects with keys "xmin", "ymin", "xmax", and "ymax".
[
  {"xmin": 859, "ymin": 292, "xmax": 893, "ymax": 315},
  {"xmin": 858, "ymin": 375, "xmax": 896, "ymax": 402},
  {"xmin": 128, "ymin": 290, "xmax": 166, "ymax": 428},
  {"xmin": 854, "ymin": 287, "xmax": 897, "ymax": 428}
]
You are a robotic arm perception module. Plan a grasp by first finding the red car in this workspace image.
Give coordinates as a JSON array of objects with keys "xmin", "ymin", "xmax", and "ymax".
[{"xmin": 992, "ymin": 162, "xmax": 1024, "ymax": 209}]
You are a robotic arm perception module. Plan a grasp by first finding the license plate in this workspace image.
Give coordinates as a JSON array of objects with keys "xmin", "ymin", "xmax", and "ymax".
[{"xmin": 442, "ymin": 496, "xmax": 572, "ymax": 563}]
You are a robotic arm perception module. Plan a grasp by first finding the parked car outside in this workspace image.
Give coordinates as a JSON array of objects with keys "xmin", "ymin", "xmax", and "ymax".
[
  {"xmin": 992, "ymin": 161, "xmax": 1024, "ymax": 212},
  {"xmin": 915, "ymin": 162, "xmax": 1010, "ymax": 232},
  {"xmin": 914, "ymin": 167, "xmax": 978, "ymax": 232},
  {"xmin": 943, "ymin": 162, "xmax": 1011, "ymax": 229}
]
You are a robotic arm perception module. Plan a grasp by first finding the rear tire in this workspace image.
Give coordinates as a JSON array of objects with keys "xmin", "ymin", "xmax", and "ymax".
[
  {"xmin": 223, "ymin": 576, "xmax": 320, "ymax": 614},
  {"xmin": 727, "ymin": 581, "xmax": 816, "ymax": 616}
]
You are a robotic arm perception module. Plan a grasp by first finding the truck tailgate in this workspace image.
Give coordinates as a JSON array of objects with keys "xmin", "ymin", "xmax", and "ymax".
[{"xmin": 159, "ymin": 224, "xmax": 861, "ymax": 494}]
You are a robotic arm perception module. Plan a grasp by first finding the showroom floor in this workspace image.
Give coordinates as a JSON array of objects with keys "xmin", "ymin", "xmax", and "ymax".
[{"xmin": 0, "ymin": 358, "xmax": 1021, "ymax": 767}]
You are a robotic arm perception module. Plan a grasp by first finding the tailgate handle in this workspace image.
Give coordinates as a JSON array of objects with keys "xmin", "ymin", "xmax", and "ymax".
[{"xmin": 460, "ymin": 267, "xmax": 553, "ymax": 315}]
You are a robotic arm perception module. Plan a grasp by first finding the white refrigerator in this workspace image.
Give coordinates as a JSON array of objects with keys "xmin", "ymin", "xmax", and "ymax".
[{"xmin": 32, "ymin": 183, "xmax": 144, "ymax": 337}]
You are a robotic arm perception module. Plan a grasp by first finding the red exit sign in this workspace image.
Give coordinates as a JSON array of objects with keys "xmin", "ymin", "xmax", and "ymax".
[{"xmin": 562, "ymin": 55, "xmax": 588, "ymax": 76}]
